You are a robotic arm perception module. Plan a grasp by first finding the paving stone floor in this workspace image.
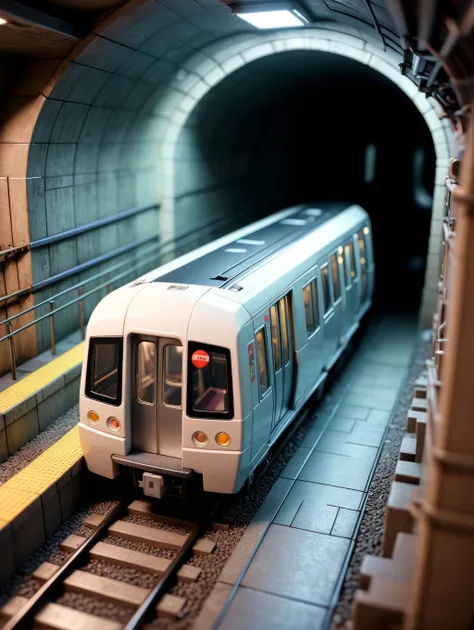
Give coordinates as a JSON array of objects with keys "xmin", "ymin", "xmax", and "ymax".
[{"xmin": 216, "ymin": 314, "xmax": 417, "ymax": 630}]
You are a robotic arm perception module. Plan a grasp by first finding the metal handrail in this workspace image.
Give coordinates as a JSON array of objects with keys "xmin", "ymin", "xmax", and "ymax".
[
  {"xmin": 0, "ymin": 212, "xmax": 234, "ymax": 315},
  {"xmin": 1, "ymin": 212, "xmax": 248, "ymax": 380},
  {"xmin": 0, "ymin": 239, "xmax": 160, "ymax": 327}
]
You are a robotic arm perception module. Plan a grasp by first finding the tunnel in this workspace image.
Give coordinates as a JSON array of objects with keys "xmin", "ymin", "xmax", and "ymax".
[
  {"xmin": 173, "ymin": 49, "xmax": 436, "ymax": 311},
  {"xmin": 2, "ymin": 3, "xmax": 474, "ymax": 629},
  {"xmin": 0, "ymin": 2, "xmax": 453, "ymax": 376}
]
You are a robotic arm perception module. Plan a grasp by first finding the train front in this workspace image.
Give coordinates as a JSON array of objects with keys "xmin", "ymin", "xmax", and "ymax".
[{"xmin": 78, "ymin": 282, "xmax": 253, "ymax": 497}]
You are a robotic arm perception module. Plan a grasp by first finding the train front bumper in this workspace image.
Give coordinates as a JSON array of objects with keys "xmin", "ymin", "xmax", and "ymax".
[
  {"xmin": 79, "ymin": 423, "xmax": 126, "ymax": 479},
  {"xmin": 182, "ymin": 445, "xmax": 251, "ymax": 494}
]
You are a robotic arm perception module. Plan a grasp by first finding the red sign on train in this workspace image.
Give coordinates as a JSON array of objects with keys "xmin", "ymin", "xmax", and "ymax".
[{"xmin": 192, "ymin": 350, "xmax": 210, "ymax": 369}]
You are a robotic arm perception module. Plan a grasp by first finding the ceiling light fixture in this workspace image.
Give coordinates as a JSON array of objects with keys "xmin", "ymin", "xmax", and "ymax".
[
  {"xmin": 0, "ymin": 17, "xmax": 7, "ymax": 26},
  {"xmin": 233, "ymin": 3, "xmax": 309, "ymax": 29}
]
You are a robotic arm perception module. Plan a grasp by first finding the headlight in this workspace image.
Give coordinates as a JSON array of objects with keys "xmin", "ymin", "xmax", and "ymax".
[
  {"xmin": 193, "ymin": 431, "xmax": 208, "ymax": 447},
  {"xmin": 107, "ymin": 417, "xmax": 120, "ymax": 432},
  {"xmin": 216, "ymin": 432, "xmax": 231, "ymax": 447}
]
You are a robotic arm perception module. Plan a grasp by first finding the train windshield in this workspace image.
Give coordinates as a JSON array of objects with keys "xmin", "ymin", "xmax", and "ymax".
[
  {"xmin": 86, "ymin": 337, "xmax": 123, "ymax": 405},
  {"xmin": 187, "ymin": 342, "xmax": 233, "ymax": 419}
]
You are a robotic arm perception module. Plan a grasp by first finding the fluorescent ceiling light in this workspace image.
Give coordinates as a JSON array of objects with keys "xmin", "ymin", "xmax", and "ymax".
[
  {"xmin": 236, "ymin": 9, "xmax": 307, "ymax": 29},
  {"xmin": 0, "ymin": 17, "xmax": 7, "ymax": 26}
]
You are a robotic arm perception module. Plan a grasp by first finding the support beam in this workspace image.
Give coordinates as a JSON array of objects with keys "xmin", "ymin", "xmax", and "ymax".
[
  {"xmin": 0, "ymin": 0, "xmax": 87, "ymax": 38},
  {"xmin": 405, "ymin": 103, "xmax": 474, "ymax": 630}
]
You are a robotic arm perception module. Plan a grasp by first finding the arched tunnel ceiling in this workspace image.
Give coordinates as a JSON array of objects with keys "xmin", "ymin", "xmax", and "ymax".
[
  {"xmin": 0, "ymin": 0, "xmax": 470, "ymax": 117},
  {"xmin": 0, "ymin": 0, "xmax": 470, "ymax": 362}
]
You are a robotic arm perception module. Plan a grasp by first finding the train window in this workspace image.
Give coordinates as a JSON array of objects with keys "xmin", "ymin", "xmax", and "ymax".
[
  {"xmin": 279, "ymin": 296, "xmax": 290, "ymax": 365},
  {"xmin": 255, "ymin": 329, "xmax": 269, "ymax": 397},
  {"xmin": 163, "ymin": 345, "xmax": 183, "ymax": 408},
  {"xmin": 86, "ymin": 337, "xmax": 123, "ymax": 405},
  {"xmin": 311, "ymin": 279, "xmax": 320, "ymax": 329},
  {"xmin": 187, "ymin": 342, "xmax": 233, "ymax": 418},
  {"xmin": 344, "ymin": 243, "xmax": 353, "ymax": 286},
  {"xmin": 350, "ymin": 240, "xmax": 357, "ymax": 279},
  {"xmin": 321, "ymin": 264, "xmax": 332, "ymax": 314},
  {"xmin": 303, "ymin": 283, "xmax": 314, "ymax": 335},
  {"xmin": 359, "ymin": 229, "xmax": 368, "ymax": 302},
  {"xmin": 136, "ymin": 341, "xmax": 156, "ymax": 405},
  {"xmin": 331, "ymin": 254, "xmax": 341, "ymax": 301},
  {"xmin": 358, "ymin": 229, "xmax": 367, "ymax": 261},
  {"xmin": 270, "ymin": 304, "xmax": 281, "ymax": 371},
  {"xmin": 303, "ymin": 280, "xmax": 319, "ymax": 336}
]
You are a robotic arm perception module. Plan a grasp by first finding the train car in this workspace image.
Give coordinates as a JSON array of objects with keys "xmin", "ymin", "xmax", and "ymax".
[{"xmin": 79, "ymin": 203, "xmax": 374, "ymax": 497}]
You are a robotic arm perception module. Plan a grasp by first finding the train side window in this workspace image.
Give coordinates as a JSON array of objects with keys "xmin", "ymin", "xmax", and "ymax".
[
  {"xmin": 163, "ymin": 345, "xmax": 183, "ymax": 408},
  {"xmin": 344, "ymin": 243, "xmax": 354, "ymax": 286},
  {"xmin": 350, "ymin": 239, "xmax": 358, "ymax": 279},
  {"xmin": 86, "ymin": 337, "xmax": 123, "ymax": 406},
  {"xmin": 136, "ymin": 341, "xmax": 156, "ymax": 405},
  {"xmin": 270, "ymin": 304, "xmax": 281, "ymax": 371},
  {"xmin": 331, "ymin": 253, "xmax": 341, "ymax": 301},
  {"xmin": 303, "ymin": 280, "xmax": 319, "ymax": 336},
  {"xmin": 303, "ymin": 283, "xmax": 313, "ymax": 336},
  {"xmin": 311, "ymin": 279, "xmax": 320, "ymax": 329},
  {"xmin": 358, "ymin": 228, "xmax": 367, "ymax": 262},
  {"xmin": 279, "ymin": 296, "xmax": 290, "ymax": 365},
  {"xmin": 187, "ymin": 343, "xmax": 233, "ymax": 418},
  {"xmin": 321, "ymin": 264, "xmax": 332, "ymax": 314},
  {"xmin": 255, "ymin": 328, "xmax": 269, "ymax": 397},
  {"xmin": 358, "ymin": 228, "xmax": 368, "ymax": 302}
]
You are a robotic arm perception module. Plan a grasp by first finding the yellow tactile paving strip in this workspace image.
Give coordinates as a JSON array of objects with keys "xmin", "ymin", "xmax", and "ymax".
[
  {"xmin": 0, "ymin": 425, "xmax": 82, "ymax": 528},
  {"xmin": 0, "ymin": 343, "xmax": 85, "ymax": 413}
]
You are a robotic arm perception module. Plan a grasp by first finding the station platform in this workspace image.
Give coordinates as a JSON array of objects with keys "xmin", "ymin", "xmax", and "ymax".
[
  {"xmin": 196, "ymin": 315, "xmax": 417, "ymax": 630},
  {"xmin": 0, "ymin": 337, "xmax": 84, "ymax": 581}
]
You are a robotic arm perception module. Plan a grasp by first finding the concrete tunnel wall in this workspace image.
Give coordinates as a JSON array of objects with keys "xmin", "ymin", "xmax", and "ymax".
[
  {"xmin": 160, "ymin": 27, "xmax": 455, "ymax": 326},
  {"xmin": 0, "ymin": 0, "xmax": 456, "ymax": 372}
]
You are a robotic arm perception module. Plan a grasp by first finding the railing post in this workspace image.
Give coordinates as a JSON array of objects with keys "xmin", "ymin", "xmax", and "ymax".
[
  {"xmin": 49, "ymin": 300, "xmax": 56, "ymax": 355},
  {"xmin": 78, "ymin": 287, "xmax": 85, "ymax": 340},
  {"xmin": 7, "ymin": 322, "xmax": 17, "ymax": 381}
]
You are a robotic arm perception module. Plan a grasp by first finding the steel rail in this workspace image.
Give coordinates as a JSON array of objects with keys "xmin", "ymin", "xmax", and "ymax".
[
  {"xmin": 125, "ymin": 498, "xmax": 220, "ymax": 630},
  {"xmin": 3, "ymin": 500, "xmax": 128, "ymax": 630}
]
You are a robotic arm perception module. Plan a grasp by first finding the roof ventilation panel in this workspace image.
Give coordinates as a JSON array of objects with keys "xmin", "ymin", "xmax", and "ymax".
[{"xmin": 281, "ymin": 218, "xmax": 307, "ymax": 226}]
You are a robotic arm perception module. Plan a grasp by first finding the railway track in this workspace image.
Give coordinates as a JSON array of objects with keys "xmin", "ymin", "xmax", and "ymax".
[{"xmin": 1, "ymin": 496, "xmax": 220, "ymax": 630}]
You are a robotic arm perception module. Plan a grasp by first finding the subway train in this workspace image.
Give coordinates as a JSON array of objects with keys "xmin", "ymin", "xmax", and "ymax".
[{"xmin": 79, "ymin": 203, "xmax": 374, "ymax": 496}]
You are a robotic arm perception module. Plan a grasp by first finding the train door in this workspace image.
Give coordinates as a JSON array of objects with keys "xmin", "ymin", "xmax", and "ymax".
[
  {"xmin": 132, "ymin": 336, "xmax": 183, "ymax": 458},
  {"xmin": 269, "ymin": 303, "xmax": 283, "ymax": 429},
  {"xmin": 351, "ymin": 233, "xmax": 361, "ymax": 312},
  {"xmin": 358, "ymin": 228, "xmax": 370, "ymax": 308},
  {"xmin": 250, "ymin": 318, "xmax": 273, "ymax": 460},
  {"xmin": 330, "ymin": 251, "xmax": 344, "ymax": 344},
  {"xmin": 270, "ymin": 292, "xmax": 294, "ymax": 430},
  {"xmin": 320, "ymin": 261, "xmax": 338, "ymax": 366},
  {"xmin": 342, "ymin": 241, "xmax": 357, "ymax": 338}
]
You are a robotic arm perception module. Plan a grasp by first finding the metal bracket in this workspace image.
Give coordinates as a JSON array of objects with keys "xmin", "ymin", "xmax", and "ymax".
[
  {"xmin": 453, "ymin": 186, "xmax": 474, "ymax": 213},
  {"xmin": 0, "ymin": 244, "xmax": 30, "ymax": 263}
]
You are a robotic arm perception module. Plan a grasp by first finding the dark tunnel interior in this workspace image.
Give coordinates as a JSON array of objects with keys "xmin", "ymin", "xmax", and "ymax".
[{"xmin": 175, "ymin": 50, "xmax": 436, "ymax": 313}]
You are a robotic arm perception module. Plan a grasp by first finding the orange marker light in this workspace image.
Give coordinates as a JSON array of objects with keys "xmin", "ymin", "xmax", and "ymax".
[
  {"xmin": 193, "ymin": 431, "xmax": 208, "ymax": 447},
  {"xmin": 87, "ymin": 410, "xmax": 99, "ymax": 423},
  {"xmin": 107, "ymin": 417, "xmax": 120, "ymax": 431},
  {"xmin": 216, "ymin": 432, "xmax": 231, "ymax": 447}
]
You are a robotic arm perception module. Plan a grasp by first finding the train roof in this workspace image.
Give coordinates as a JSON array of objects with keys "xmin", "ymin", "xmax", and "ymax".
[{"xmin": 150, "ymin": 202, "xmax": 351, "ymax": 291}]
